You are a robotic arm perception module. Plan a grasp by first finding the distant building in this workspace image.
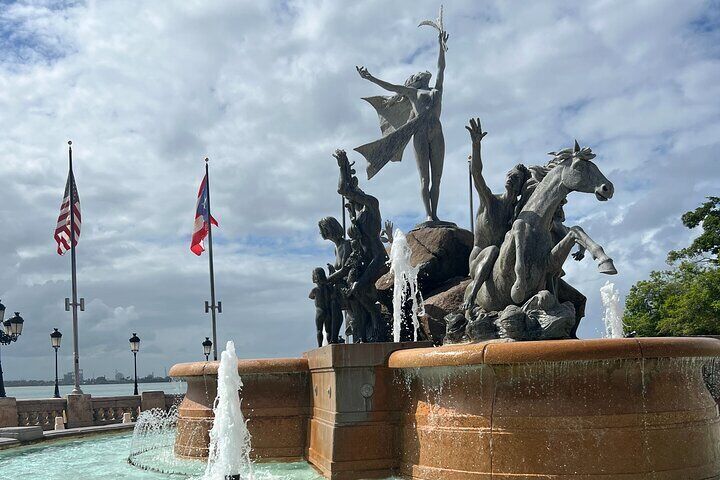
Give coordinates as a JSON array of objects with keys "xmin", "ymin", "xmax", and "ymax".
[
  {"xmin": 62, "ymin": 369, "xmax": 83, "ymax": 384},
  {"xmin": 115, "ymin": 371, "xmax": 126, "ymax": 382}
]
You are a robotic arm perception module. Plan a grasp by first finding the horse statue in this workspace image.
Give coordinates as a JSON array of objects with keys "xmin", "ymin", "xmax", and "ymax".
[{"xmin": 471, "ymin": 141, "xmax": 617, "ymax": 321}]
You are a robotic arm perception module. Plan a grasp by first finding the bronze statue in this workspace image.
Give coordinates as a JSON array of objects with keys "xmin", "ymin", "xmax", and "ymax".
[
  {"xmin": 355, "ymin": 11, "xmax": 449, "ymax": 225},
  {"xmin": 309, "ymin": 267, "xmax": 332, "ymax": 347},
  {"xmin": 450, "ymin": 131, "xmax": 619, "ymax": 342},
  {"xmin": 332, "ymin": 149, "xmax": 389, "ymax": 342},
  {"xmin": 462, "ymin": 118, "xmax": 530, "ymax": 312},
  {"xmin": 318, "ymin": 216, "xmax": 350, "ymax": 343},
  {"xmin": 473, "ymin": 141, "xmax": 617, "ymax": 312}
]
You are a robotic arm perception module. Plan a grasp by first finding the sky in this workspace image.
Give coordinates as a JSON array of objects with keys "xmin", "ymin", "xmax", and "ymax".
[{"xmin": 0, "ymin": 0, "xmax": 718, "ymax": 381}]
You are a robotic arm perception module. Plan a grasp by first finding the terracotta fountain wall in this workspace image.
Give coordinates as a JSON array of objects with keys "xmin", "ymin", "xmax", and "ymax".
[{"xmin": 170, "ymin": 337, "xmax": 720, "ymax": 479}]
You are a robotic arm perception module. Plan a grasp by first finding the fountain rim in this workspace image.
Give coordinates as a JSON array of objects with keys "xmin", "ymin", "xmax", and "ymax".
[
  {"xmin": 169, "ymin": 357, "xmax": 308, "ymax": 378},
  {"xmin": 387, "ymin": 337, "xmax": 720, "ymax": 369}
]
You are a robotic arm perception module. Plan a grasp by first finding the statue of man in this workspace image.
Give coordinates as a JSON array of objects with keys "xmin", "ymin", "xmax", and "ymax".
[
  {"xmin": 318, "ymin": 216, "xmax": 350, "ymax": 343},
  {"xmin": 462, "ymin": 118, "xmax": 530, "ymax": 311},
  {"xmin": 333, "ymin": 149, "xmax": 389, "ymax": 342},
  {"xmin": 355, "ymin": 29, "xmax": 449, "ymax": 225}
]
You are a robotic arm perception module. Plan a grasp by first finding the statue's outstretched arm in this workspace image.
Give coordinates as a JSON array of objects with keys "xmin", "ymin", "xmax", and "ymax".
[
  {"xmin": 333, "ymin": 149, "xmax": 379, "ymax": 210},
  {"xmin": 435, "ymin": 31, "xmax": 448, "ymax": 90},
  {"xmin": 327, "ymin": 263, "xmax": 350, "ymax": 284},
  {"xmin": 356, "ymin": 66, "xmax": 416, "ymax": 97},
  {"xmin": 466, "ymin": 118, "xmax": 492, "ymax": 203}
]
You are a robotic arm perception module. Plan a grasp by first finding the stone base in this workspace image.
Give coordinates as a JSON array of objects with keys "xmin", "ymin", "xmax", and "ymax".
[
  {"xmin": 305, "ymin": 342, "xmax": 430, "ymax": 480},
  {"xmin": 0, "ymin": 398, "xmax": 18, "ymax": 428},
  {"xmin": 0, "ymin": 426, "xmax": 43, "ymax": 442},
  {"xmin": 411, "ymin": 220, "xmax": 457, "ymax": 231},
  {"xmin": 140, "ymin": 391, "xmax": 166, "ymax": 411},
  {"xmin": 65, "ymin": 394, "xmax": 93, "ymax": 428},
  {"xmin": 170, "ymin": 338, "xmax": 720, "ymax": 480}
]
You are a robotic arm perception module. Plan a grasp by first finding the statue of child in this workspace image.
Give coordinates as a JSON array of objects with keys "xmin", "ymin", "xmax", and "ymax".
[{"xmin": 309, "ymin": 267, "xmax": 332, "ymax": 347}]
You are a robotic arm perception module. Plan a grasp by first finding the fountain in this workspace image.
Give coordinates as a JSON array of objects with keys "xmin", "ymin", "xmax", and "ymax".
[
  {"xmin": 204, "ymin": 341, "xmax": 253, "ymax": 480},
  {"xmin": 165, "ymin": 7, "xmax": 720, "ymax": 480},
  {"xmin": 601, "ymin": 281, "xmax": 625, "ymax": 338},
  {"xmin": 389, "ymin": 228, "xmax": 424, "ymax": 342},
  {"xmin": 128, "ymin": 405, "xmax": 206, "ymax": 476}
]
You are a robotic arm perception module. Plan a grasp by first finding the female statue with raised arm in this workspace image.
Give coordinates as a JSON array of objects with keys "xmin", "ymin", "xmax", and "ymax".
[{"xmin": 355, "ymin": 28, "xmax": 450, "ymax": 225}]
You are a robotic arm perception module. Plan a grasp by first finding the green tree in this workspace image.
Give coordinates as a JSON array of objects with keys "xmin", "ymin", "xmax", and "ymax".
[
  {"xmin": 624, "ymin": 197, "xmax": 720, "ymax": 337},
  {"xmin": 667, "ymin": 196, "xmax": 720, "ymax": 265}
]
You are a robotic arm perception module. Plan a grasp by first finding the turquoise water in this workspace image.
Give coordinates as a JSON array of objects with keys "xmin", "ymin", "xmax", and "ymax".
[
  {"xmin": 5, "ymin": 381, "xmax": 186, "ymax": 400},
  {"xmin": 0, "ymin": 432, "xmax": 324, "ymax": 480}
]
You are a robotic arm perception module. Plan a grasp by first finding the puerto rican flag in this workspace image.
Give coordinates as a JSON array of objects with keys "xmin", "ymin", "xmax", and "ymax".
[{"xmin": 190, "ymin": 174, "xmax": 218, "ymax": 256}]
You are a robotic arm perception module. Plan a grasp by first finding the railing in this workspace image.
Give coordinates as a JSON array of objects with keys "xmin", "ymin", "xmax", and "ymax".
[
  {"xmin": 91, "ymin": 396, "xmax": 140, "ymax": 425},
  {"xmin": 3, "ymin": 391, "xmax": 186, "ymax": 431},
  {"xmin": 164, "ymin": 393, "xmax": 182, "ymax": 410},
  {"xmin": 16, "ymin": 398, "xmax": 67, "ymax": 431}
]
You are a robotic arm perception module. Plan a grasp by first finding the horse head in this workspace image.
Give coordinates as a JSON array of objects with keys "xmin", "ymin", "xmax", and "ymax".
[{"xmin": 549, "ymin": 140, "xmax": 614, "ymax": 201}]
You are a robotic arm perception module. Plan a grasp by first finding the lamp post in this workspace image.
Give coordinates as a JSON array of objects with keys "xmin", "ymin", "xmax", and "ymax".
[
  {"xmin": 202, "ymin": 337, "xmax": 212, "ymax": 361},
  {"xmin": 0, "ymin": 301, "xmax": 25, "ymax": 398},
  {"xmin": 50, "ymin": 328, "xmax": 62, "ymax": 398},
  {"xmin": 129, "ymin": 333, "xmax": 140, "ymax": 396}
]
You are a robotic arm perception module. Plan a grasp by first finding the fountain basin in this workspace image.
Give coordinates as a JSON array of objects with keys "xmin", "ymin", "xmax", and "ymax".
[
  {"xmin": 170, "ymin": 338, "xmax": 720, "ymax": 479},
  {"xmin": 168, "ymin": 357, "xmax": 310, "ymax": 460},
  {"xmin": 388, "ymin": 337, "xmax": 720, "ymax": 479}
]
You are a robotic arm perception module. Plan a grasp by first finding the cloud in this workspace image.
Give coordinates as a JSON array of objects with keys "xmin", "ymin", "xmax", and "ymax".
[{"xmin": 0, "ymin": 0, "xmax": 718, "ymax": 379}]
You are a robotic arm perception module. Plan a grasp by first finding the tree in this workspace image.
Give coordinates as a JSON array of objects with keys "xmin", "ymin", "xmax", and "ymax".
[
  {"xmin": 667, "ymin": 196, "xmax": 720, "ymax": 265},
  {"xmin": 624, "ymin": 197, "xmax": 720, "ymax": 337}
]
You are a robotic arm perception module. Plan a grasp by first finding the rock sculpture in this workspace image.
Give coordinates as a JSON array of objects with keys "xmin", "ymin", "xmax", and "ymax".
[
  {"xmin": 449, "ymin": 120, "xmax": 618, "ymax": 342},
  {"xmin": 355, "ymin": 9, "xmax": 451, "ymax": 226}
]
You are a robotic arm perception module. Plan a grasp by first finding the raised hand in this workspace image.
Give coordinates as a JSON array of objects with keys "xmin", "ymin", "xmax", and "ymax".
[
  {"xmin": 380, "ymin": 219, "xmax": 394, "ymax": 244},
  {"xmin": 333, "ymin": 149, "xmax": 349, "ymax": 166},
  {"xmin": 465, "ymin": 118, "xmax": 488, "ymax": 144},
  {"xmin": 439, "ymin": 31, "xmax": 449, "ymax": 47},
  {"xmin": 356, "ymin": 66, "xmax": 372, "ymax": 80}
]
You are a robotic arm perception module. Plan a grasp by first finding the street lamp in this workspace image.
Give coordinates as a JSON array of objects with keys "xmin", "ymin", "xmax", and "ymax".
[
  {"xmin": 202, "ymin": 337, "xmax": 212, "ymax": 361},
  {"xmin": 0, "ymin": 301, "xmax": 25, "ymax": 398},
  {"xmin": 50, "ymin": 328, "xmax": 62, "ymax": 398},
  {"xmin": 129, "ymin": 333, "xmax": 140, "ymax": 395}
]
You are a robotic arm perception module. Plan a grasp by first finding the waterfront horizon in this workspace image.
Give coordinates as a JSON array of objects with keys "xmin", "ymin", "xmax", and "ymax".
[{"xmin": 4, "ymin": 381, "xmax": 186, "ymax": 400}]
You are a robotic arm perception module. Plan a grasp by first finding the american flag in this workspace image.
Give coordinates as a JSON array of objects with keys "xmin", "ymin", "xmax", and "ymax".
[
  {"xmin": 54, "ymin": 171, "xmax": 81, "ymax": 255},
  {"xmin": 191, "ymin": 173, "xmax": 218, "ymax": 256}
]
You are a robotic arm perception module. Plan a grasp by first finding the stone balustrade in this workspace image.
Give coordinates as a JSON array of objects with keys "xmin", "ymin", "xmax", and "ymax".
[
  {"xmin": 0, "ymin": 391, "xmax": 181, "ymax": 431},
  {"xmin": 16, "ymin": 398, "xmax": 67, "ymax": 430},
  {"xmin": 91, "ymin": 396, "xmax": 140, "ymax": 425}
]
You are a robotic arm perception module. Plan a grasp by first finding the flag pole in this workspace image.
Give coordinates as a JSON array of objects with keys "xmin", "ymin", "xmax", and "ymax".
[
  {"xmin": 204, "ymin": 158, "xmax": 219, "ymax": 361},
  {"xmin": 67, "ymin": 141, "xmax": 83, "ymax": 395}
]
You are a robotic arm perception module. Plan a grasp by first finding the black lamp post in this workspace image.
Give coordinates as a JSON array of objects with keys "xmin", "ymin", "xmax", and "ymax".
[
  {"xmin": 50, "ymin": 328, "xmax": 62, "ymax": 398},
  {"xmin": 202, "ymin": 337, "xmax": 212, "ymax": 361},
  {"xmin": 129, "ymin": 333, "xmax": 140, "ymax": 396},
  {"xmin": 0, "ymin": 301, "xmax": 25, "ymax": 398}
]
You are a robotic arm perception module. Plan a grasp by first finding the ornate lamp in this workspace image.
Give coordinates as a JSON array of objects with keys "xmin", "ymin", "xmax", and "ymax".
[
  {"xmin": 50, "ymin": 328, "xmax": 62, "ymax": 398},
  {"xmin": 50, "ymin": 328, "xmax": 62, "ymax": 349},
  {"xmin": 129, "ymin": 333, "xmax": 140, "ymax": 353},
  {"xmin": 7, "ymin": 313, "xmax": 24, "ymax": 336},
  {"xmin": 129, "ymin": 333, "xmax": 140, "ymax": 395},
  {"xmin": 202, "ymin": 337, "xmax": 212, "ymax": 361},
  {"xmin": 0, "ymin": 305, "xmax": 25, "ymax": 398}
]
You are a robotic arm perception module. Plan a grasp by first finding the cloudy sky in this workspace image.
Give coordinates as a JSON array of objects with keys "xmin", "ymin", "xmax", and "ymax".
[{"xmin": 0, "ymin": 0, "xmax": 718, "ymax": 381}]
